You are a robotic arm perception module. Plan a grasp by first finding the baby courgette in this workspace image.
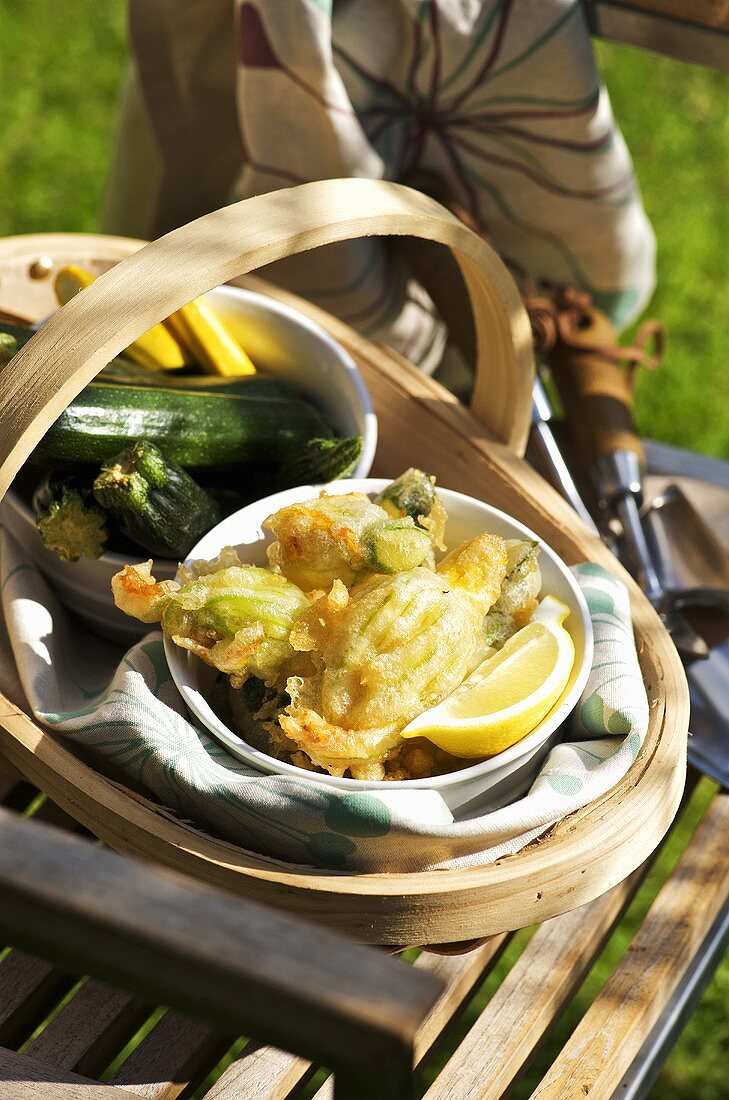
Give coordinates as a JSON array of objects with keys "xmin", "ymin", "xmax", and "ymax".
[
  {"xmin": 93, "ymin": 440, "xmax": 221, "ymax": 558},
  {"xmin": 363, "ymin": 521, "xmax": 433, "ymax": 573},
  {"xmin": 271, "ymin": 435, "xmax": 363, "ymax": 490},
  {"xmin": 32, "ymin": 381, "xmax": 335, "ymax": 469},
  {"xmin": 33, "ymin": 468, "xmax": 109, "ymax": 562}
]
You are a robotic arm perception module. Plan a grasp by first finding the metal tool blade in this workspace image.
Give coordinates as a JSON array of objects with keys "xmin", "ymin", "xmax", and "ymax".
[
  {"xmin": 685, "ymin": 642, "xmax": 729, "ymax": 786},
  {"xmin": 530, "ymin": 379, "xmax": 602, "ymax": 537},
  {"xmin": 614, "ymin": 489, "xmax": 709, "ymax": 660}
]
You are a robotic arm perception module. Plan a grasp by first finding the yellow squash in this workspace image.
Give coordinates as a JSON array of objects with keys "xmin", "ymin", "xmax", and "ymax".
[
  {"xmin": 163, "ymin": 298, "xmax": 256, "ymax": 377},
  {"xmin": 55, "ymin": 265, "xmax": 256, "ymax": 376},
  {"xmin": 55, "ymin": 265, "xmax": 191, "ymax": 371}
]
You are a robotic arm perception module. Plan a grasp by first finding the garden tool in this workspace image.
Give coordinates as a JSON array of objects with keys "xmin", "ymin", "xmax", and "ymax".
[
  {"xmin": 529, "ymin": 376, "xmax": 602, "ymax": 538},
  {"xmin": 547, "ymin": 302, "xmax": 711, "ymax": 661},
  {"xmin": 642, "ymin": 482, "xmax": 729, "ymax": 786},
  {"xmin": 541, "ymin": 301, "xmax": 729, "ymax": 784},
  {"xmin": 641, "ymin": 483, "xmax": 729, "ymax": 620}
]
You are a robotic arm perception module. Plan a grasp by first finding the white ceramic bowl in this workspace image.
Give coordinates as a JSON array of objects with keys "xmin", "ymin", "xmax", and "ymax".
[
  {"xmin": 1, "ymin": 285, "xmax": 377, "ymax": 644},
  {"xmin": 165, "ymin": 479, "xmax": 594, "ymax": 815}
]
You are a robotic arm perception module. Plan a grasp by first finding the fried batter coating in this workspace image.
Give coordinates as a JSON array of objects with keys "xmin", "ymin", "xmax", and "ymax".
[
  {"xmin": 112, "ymin": 560, "xmax": 180, "ymax": 623},
  {"xmin": 436, "ymin": 532, "xmax": 508, "ymax": 611},
  {"xmin": 111, "ymin": 553, "xmax": 310, "ymax": 681},
  {"xmin": 264, "ymin": 491, "xmax": 434, "ymax": 591},
  {"xmin": 493, "ymin": 539, "xmax": 542, "ymax": 623},
  {"xmin": 265, "ymin": 492, "xmax": 392, "ymax": 590},
  {"xmin": 278, "ymin": 567, "xmax": 485, "ymax": 775},
  {"xmin": 162, "ymin": 565, "xmax": 310, "ymax": 681}
]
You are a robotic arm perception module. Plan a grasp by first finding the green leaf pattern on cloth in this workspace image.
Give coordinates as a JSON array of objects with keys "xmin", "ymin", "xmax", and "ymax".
[
  {"xmin": 0, "ymin": 529, "xmax": 649, "ymax": 872},
  {"xmin": 231, "ymin": 0, "xmax": 655, "ymax": 347}
]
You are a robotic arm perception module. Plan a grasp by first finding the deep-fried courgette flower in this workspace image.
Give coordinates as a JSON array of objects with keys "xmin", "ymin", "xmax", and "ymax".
[
  {"xmin": 493, "ymin": 539, "xmax": 542, "ymax": 620},
  {"xmin": 264, "ymin": 491, "xmax": 434, "ymax": 592},
  {"xmin": 376, "ymin": 467, "xmax": 448, "ymax": 550},
  {"xmin": 436, "ymin": 532, "xmax": 509, "ymax": 611},
  {"xmin": 278, "ymin": 545, "xmax": 506, "ymax": 777},
  {"xmin": 112, "ymin": 556, "xmax": 309, "ymax": 681}
]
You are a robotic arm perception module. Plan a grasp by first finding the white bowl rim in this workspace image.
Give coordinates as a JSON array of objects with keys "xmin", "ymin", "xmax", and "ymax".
[
  {"xmin": 10, "ymin": 284, "xmax": 377, "ymax": 569},
  {"xmin": 165, "ymin": 479, "xmax": 595, "ymax": 793},
  {"xmin": 210, "ymin": 285, "xmax": 377, "ymax": 481}
]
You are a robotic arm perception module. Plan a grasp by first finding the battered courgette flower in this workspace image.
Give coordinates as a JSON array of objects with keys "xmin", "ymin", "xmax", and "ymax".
[
  {"xmin": 264, "ymin": 491, "xmax": 434, "ymax": 592},
  {"xmin": 278, "ymin": 553, "xmax": 503, "ymax": 778},
  {"xmin": 162, "ymin": 565, "xmax": 310, "ymax": 681},
  {"xmin": 112, "ymin": 555, "xmax": 309, "ymax": 681}
]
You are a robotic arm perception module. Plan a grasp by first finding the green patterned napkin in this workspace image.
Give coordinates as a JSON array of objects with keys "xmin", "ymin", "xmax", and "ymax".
[{"xmin": 0, "ymin": 531, "xmax": 648, "ymax": 871}]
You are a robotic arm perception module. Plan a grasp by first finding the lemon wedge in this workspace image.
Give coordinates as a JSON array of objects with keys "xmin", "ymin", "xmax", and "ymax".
[{"xmin": 401, "ymin": 595, "xmax": 575, "ymax": 757}]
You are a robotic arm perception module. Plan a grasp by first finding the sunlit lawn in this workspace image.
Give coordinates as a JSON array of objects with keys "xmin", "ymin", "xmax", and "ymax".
[{"xmin": 1, "ymin": 3, "xmax": 726, "ymax": 1096}]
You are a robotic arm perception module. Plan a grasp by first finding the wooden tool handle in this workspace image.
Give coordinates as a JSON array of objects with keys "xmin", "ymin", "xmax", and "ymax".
[
  {"xmin": 0, "ymin": 179, "xmax": 534, "ymax": 501},
  {"xmin": 548, "ymin": 305, "xmax": 645, "ymax": 469}
]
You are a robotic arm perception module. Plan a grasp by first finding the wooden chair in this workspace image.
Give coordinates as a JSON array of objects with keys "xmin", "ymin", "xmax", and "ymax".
[
  {"xmin": 585, "ymin": 1, "xmax": 729, "ymax": 72},
  {"xmin": 0, "ymin": 761, "xmax": 726, "ymax": 1099},
  {"xmin": 0, "ymin": 771, "xmax": 442, "ymax": 1100}
]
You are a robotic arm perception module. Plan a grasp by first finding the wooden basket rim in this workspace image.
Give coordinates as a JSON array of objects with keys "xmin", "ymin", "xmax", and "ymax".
[{"xmin": 0, "ymin": 207, "xmax": 689, "ymax": 943}]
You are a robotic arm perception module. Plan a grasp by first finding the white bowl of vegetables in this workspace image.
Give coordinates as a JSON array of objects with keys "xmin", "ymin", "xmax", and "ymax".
[
  {"xmin": 113, "ymin": 472, "xmax": 593, "ymax": 814},
  {"xmin": 1, "ymin": 286, "xmax": 376, "ymax": 643}
]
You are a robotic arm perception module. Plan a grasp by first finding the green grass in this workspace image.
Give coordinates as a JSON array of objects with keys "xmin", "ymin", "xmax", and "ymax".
[
  {"xmin": 0, "ymin": 1, "xmax": 127, "ymax": 236},
  {"xmin": 0, "ymin": 6, "xmax": 727, "ymax": 1096},
  {"xmin": 595, "ymin": 41, "xmax": 729, "ymax": 460}
]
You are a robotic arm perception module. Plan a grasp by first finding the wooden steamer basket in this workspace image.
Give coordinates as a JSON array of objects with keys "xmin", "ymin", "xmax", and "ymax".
[{"xmin": 0, "ymin": 180, "xmax": 688, "ymax": 945}]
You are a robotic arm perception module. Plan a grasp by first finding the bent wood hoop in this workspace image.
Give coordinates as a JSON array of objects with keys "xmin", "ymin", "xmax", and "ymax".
[
  {"xmin": 0, "ymin": 182, "xmax": 689, "ymax": 944},
  {"xmin": 0, "ymin": 178, "xmax": 533, "ymax": 494}
]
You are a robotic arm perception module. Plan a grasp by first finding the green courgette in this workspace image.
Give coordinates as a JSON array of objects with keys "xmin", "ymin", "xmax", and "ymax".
[
  {"xmin": 32, "ymin": 380, "xmax": 335, "ymax": 469},
  {"xmin": 377, "ymin": 468, "xmax": 436, "ymax": 523},
  {"xmin": 363, "ymin": 521, "xmax": 433, "ymax": 573},
  {"xmin": 100, "ymin": 358, "xmax": 306, "ymax": 399},
  {"xmin": 271, "ymin": 435, "xmax": 363, "ymax": 491},
  {"xmin": 33, "ymin": 468, "xmax": 109, "ymax": 562},
  {"xmin": 93, "ymin": 440, "xmax": 221, "ymax": 558}
]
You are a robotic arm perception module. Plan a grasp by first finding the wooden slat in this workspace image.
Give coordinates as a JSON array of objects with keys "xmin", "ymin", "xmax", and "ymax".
[
  {"xmin": 422, "ymin": 867, "xmax": 646, "ymax": 1099},
  {"xmin": 204, "ymin": 1044, "xmax": 313, "ymax": 1100},
  {"xmin": 412, "ymin": 937, "xmax": 511, "ymax": 1065},
  {"xmin": 0, "ymin": 770, "xmax": 23, "ymax": 802},
  {"xmin": 207, "ymin": 937, "xmax": 510, "ymax": 1099},
  {"xmin": 0, "ymin": 1045, "xmax": 145, "ymax": 1099},
  {"xmin": 109, "ymin": 1012, "xmax": 229, "ymax": 1100},
  {"xmin": 0, "ymin": 756, "xmax": 25, "ymax": 784},
  {"xmin": 30, "ymin": 795, "xmax": 92, "ymax": 834},
  {"xmin": 531, "ymin": 792, "xmax": 729, "ymax": 1098},
  {"xmin": 1, "ymin": 781, "xmax": 40, "ymax": 813},
  {"xmin": 25, "ymin": 980, "xmax": 149, "ymax": 1081},
  {"xmin": 419, "ymin": 772, "xmax": 703, "ymax": 1098},
  {"xmin": 617, "ymin": 0, "xmax": 729, "ymax": 31},
  {"xmin": 0, "ymin": 799, "xmax": 97, "ymax": 1050},
  {"xmin": 591, "ymin": 0, "xmax": 729, "ymax": 69},
  {"xmin": 0, "ymin": 807, "xmax": 441, "ymax": 1100},
  {"xmin": 0, "ymin": 952, "xmax": 72, "ymax": 1049}
]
